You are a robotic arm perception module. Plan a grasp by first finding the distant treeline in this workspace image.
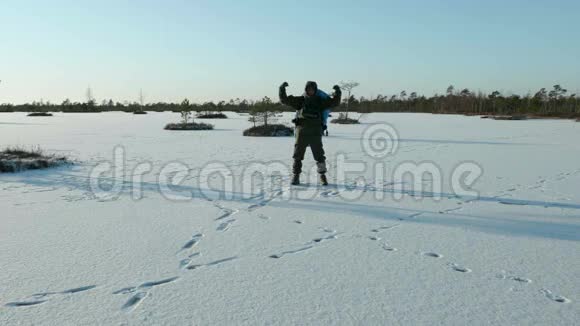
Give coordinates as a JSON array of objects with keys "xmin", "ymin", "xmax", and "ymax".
[{"xmin": 1, "ymin": 85, "xmax": 578, "ymax": 118}]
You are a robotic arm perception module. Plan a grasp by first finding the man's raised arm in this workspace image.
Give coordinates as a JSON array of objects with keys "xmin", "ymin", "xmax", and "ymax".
[
  {"xmin": 322, "ymin": 85, "xmax": 342, "ymax": 108},
  {"xmin": 279, "ymin": 82, "xmax": 303, "ymax": 110}
]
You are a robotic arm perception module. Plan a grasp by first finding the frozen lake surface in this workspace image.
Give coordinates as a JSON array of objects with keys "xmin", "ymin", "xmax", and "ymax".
[{"xmin": 1, "ymin": 112, "xmax": 579, "ymax": 325}]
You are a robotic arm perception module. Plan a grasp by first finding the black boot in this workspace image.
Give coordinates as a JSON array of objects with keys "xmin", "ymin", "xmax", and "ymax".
[
  {"xmin": 320, "ymin": 174, "xmax": 329, "ymax": 186},
  {"xmin": 291, "ymin": 174, "xmax": 300, "ymax": 185}
]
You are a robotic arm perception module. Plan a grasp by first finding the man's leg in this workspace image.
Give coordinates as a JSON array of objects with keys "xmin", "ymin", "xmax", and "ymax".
[
  {"xmin": 310, "ymin": 136, "xmax": 326, "ymax": 171},
  {"xmin": 292, "ymin": 132, "xmax": 308, "ymax": 184},
  {"xmin": 310, "ymin": 136, "xmax": 328, "ymax": 185}
]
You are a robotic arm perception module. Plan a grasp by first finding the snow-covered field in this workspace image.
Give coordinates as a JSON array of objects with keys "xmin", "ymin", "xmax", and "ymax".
[{"xmin": 1, "ymin": 112, "xmax": 579, "ymax": 325}]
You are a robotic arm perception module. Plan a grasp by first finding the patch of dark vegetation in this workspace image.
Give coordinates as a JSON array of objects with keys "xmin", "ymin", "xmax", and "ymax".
[
  {"xmin": 164, "ymin": 122, "xmax": 214, "ymax": 130},
  {"xmin": 0, "ymin": 147, "xmax": 70, "ymax": 173},
  {"xmin": 331, "ymin": 113, "xmax": 360, "ymax": 124},
  {"xmin": 576, "ymin": 118, "xmax": 580, "ymax": 122},
  {"xmin": 481, "ymin": 115, "xmax": 528, "ymax": 121},
  {"xmin": 197, "ymin": 113, "xmax": 228, "ymax": 119},
  {"xmin": 62, "ymin": 109, "xmax": 102, "ymax": 113},
  {"xmin": 133, "ymin": 111, "xmax": 148, "ymax": 115},
  {"xmin": 243, "ymin": 124, "xmax": 293, "ymax": 137},
  {"xmin": 27, "ymin": 112, "xmax": 53, "ymax": 117}
]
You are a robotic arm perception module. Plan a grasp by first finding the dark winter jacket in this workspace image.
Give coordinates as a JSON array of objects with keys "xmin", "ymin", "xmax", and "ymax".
[{"xmin": 279, "ymin": 82, "xmax": 341, "ymax": 136}]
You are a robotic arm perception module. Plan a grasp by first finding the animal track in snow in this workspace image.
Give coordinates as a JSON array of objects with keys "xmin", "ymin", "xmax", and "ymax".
[
  {"xmin": 114, "ymin": 277, "xmax": 179, "ymax": 312},
  {"xmin": 312, "ymin": 234, "xmax": 338, "ymax": 243},
  {"xmin": 5, "ymin": 300, "xmax": 47, "ymax": 307},
  {"xmin": 179, "ymin": 252, "xmax": 201, "ymax": 269},
  {"xmin": 371, "ymin": 224, "xmax": 400, "ymax": 233},
  {"xmin": 180, "ymin": 233, "xmax": 204, "ymax": 251},
  {"xmin": 439, "ymin": 207, "xmax": 463, "ymax": 214},
  {"xmin": 270, "ymin": 231, "xmax": 339, "ymax": 259},
  {"xmin": 269, "ymin": 246, "xmax": 314, "ymax": 259},
  {"xmin": 122, "ymin": 292, "xmax": 148, "ymax": 311},
  {"xmin": 217, "ymin": 219, "xmax": 236, "ymax": 232},
  {"xmin": 113, "ymin": 276, "xmax": 180, "ymax": 295},
  {"xmin": 186, "ymin": 256, "xmax": 238, "ymax": 270},
  {"xmin": 5, "ymin": 285, "xmax": 97, "ymax": 308},
  {"xmin": 215, "ymin": 208, "xmax": 239, "ymax": 221},
  {"xmin": 140, "ymin": 276, "xmax": 180, "ymax": 289},
  {"xmin": 540, "ymin": 289, "xmax": 571, "ymax": 303},
  {"xmin": 422, "ymin": 252, "xmax": 443, "ymax": 258},
  {"xmin": 61, "ymin": 285, "xmax": 97, "ymax": 294},
  {"xmin": 247, "ymin": 190, "xmax": 284, "ymax": 211},
  {"xmin": 401, "ymin": 212, "xmax": 423, "ymax": 220}
]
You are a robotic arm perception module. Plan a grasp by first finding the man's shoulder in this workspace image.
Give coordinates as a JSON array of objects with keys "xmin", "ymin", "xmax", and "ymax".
[{"xmin": 316, "ymin": 90, "xmax": 330, "ymax": 99}]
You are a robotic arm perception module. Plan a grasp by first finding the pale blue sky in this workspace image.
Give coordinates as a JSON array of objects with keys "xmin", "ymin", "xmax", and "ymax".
[{"xmin": 1, "ymin": 0, "xmax": 579, "ymax": 104}]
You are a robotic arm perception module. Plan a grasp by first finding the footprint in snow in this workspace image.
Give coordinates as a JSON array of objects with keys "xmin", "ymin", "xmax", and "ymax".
[
  {"xmin": 448, "ymin": 263, "xmax": 472, "ymax": 273},
  {"xmin": 180, "ymin": 233, "xmax": 204, "ymax": 251},
  {"xmin": 422, "ymin": 252, "xmax": 443, "ymax": 258},
  {"xmin": 496, "ymin": 271, "xmax": 532, "ymax": 284},
  {"xmin": 320, "ymin": 190, "xmax": 340, "ymax": 198},
  {"xmin": 381, "ymin": 243, "xmax": 397, "ymax": 252},
  {"xmin": 541, "ymin": 289, "xmax": 571, "ymax": 303},
  {"xmin": 509, "ymin": 276, "xmax": 532, "ymax": 283},
  {"xmin": 293, "ymin": 220, "xmax": 303, "ymax": 224},
  {"xmin": 371, "ymin": 224, "xmax": 400, "ymax": 232},
  {"xmin": 122, "ymin": 292, "xmax": 148, "ymax": 312},
  {"xmin": 369, "ymin": 236, "xmax": 381, "ymax": 241},
  {"xmin": 217, "ymin": 219, "xmax": 236, "ymax": 232},
  {"xmin": 179, "ymin": 252, "xmax": 201, "ymax": 269},
  {"xmin": 215, "ymin": 209, "xmax": 238, "ymax": 221}
]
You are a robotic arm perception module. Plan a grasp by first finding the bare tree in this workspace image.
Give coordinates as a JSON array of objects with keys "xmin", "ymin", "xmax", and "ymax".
[
  {"xmin": 86, "ymin": 86, "xmax": 95, "ymax": 106},
  {"xmin": 339, "ymin": 81, "xmax": 360, "ymax": 119},
  {"xmin": 139, "ymin": 89, "xmax": 145, "ymax": 107}
]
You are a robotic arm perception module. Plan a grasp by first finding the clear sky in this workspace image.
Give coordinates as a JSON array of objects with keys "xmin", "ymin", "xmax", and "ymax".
[{"xmin": 1, "ymin": 0, "xmax": 579, "ymax": 104}]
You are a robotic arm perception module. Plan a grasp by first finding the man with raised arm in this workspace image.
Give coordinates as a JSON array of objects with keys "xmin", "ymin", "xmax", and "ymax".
[{"xmin": 279, "ymin": 81, "xmax": 341, "ymax": 186}]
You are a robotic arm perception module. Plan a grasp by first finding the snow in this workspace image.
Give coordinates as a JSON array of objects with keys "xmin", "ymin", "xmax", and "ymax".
[{"xmin": 1, "ymin": 112, "xmax": 579, "ymax": 325}]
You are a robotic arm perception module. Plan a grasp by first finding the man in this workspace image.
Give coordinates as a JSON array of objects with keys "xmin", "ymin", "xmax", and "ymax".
[{"xmin": 279, "ymin": 81, "xmax": 341, "ymax": 186}]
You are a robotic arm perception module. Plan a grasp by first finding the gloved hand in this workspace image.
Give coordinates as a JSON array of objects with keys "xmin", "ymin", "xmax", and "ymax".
[
  {"xmin": 322, "ymin": 125, "xmax": 328, "ymax": 131},
  {"xmin": 333, "ymin": 85, "xmax": 341, "ymax": 92},
  {"xmin": 280, "ymin": 82, "xmax": 289, "ymax": 88}
]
